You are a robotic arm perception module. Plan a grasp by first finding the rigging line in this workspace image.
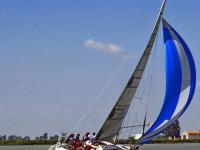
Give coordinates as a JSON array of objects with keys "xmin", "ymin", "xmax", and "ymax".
[
  {"xmin": 121, "ymin": 124, "xmax": 151, "ymax": 129},
  {"xmin": 135, "ymin": 14, "xmax": 163, "ymax": 101},
  {"xmin": 73, "ymin": 58, "xmax": 126, "ymax": 131},
  {"xmin": 131, "ymin": 70, "xmax": 150, "ymax": 124},
  {"xmin": 121, "ymin": 86, "xmax": 144, "ymax": 137},
  {"xmin": 134, "ymin": 49, "xmax": 156, "ymax": 123},
  {"xmin": 123, "ymin": 48, "xmax": 156, "ymax": 139},
  {"xmin": 73, "ymin": 49, "xmax": 139, "ymax": 132},
  {"xmin": 73, "ymin": 23, "xmax": 154, "ymax": 132},
  {"xmin": 137, "ymin": 47, "xmax": 156, "ymax": 101},
  {"xmin": 120, "ymin": 90, "xmax": 138, "ymax": 136},
  {"xmin": 134, "ymin": 29, "xmax": 160, "ymax": 132},
  {"xmin": 143, "ymin": 31, "xmax": 159, "ymax": 134},
  {"xmin": 128, "ymin": 45, "xmax": 157, "ymax": 125}
]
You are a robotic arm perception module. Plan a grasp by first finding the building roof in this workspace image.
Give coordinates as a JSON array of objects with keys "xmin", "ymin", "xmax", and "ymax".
[{"xmin": 182, "ymin": 131, "xmax": 200, "ymax": 135}]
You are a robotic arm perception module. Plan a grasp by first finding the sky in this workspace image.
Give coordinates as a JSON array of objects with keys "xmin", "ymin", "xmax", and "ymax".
[{"xmin": 0, "ymin": 0, "xmax": 200, "ymax": 138}]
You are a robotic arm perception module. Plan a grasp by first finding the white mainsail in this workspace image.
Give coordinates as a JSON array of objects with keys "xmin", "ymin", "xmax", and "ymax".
[{"xmin": 96, "ymin": 0, "xmax": 167, "ymax": 142}]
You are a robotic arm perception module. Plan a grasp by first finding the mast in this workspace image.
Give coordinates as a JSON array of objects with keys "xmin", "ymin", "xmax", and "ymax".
[{"xmin": 96, "ymin": 0, "xmax": 167, "ymax": 142}]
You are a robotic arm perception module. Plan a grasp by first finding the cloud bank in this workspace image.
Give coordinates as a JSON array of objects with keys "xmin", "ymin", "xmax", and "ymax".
[{"xmin": 84, "ymin": 38, "xmax": 124, "ymax": 55}]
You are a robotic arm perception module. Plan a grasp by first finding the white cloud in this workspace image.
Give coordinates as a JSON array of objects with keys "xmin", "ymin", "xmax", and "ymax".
[{"xmin": 84, "ymin": 38, "xmax": 124, "ymax": 55}]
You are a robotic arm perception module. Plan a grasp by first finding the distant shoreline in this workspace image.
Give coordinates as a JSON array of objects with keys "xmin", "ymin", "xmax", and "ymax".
[
  {"xmin": 150, "ymin": 139, "xmax": 200, "ymax": 144},
  {"xmin": 0, "ymin": 140, "xmax": 56, "ymax": 146},
  {"xmin": 0, "ymin": 139, "xmax": 200, "ymax": 145}
]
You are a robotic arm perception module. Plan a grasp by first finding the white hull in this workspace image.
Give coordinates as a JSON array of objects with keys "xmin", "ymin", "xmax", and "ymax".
[
  {"xmin": 48, "ymin": 144, "xmax": 69, "ymax": 150},
  {"xmin": 48, "ymin": 141, "xmax": 139, "ymax": 150},
  {"xmin": 48, "ymin": 144, "xmax": 56, "ymax": 150}
]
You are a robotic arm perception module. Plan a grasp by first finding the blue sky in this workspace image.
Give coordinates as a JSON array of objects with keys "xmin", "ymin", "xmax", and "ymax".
[{"xmin": 0, "ymin": 0, "xmax": 200, "ymax": 137}]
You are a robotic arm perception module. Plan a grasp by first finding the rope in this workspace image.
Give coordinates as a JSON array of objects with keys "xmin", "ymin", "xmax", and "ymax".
[
  {"xmin": 133, "ymin": 52, "xmax": 155, "ymax": 123},
  {"xmin": 73, "ymin": 59, "xmax": 127, "ymax": 131},
  {"xmin": 127, "ymin": 30, "xmax": 159, "ymax": 137},
  {"xmin": 142, "ymin": 32, "xmax": 159, "ymax": 133},
  {"xmin": 119, "ymin": 33, "xmax": 160, "ymax": 139},
  {"xmin": 72, "ymin": 23, "xmax": 153, "ymax": 132},
  {"xmin": 116, "ymin": 26, "xmax": 154, "ymax": 138}
]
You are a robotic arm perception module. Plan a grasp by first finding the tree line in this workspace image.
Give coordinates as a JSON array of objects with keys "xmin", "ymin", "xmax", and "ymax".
[{"xmin": 0, "ymin": 133, "xmax": 59, "ymax": 145}]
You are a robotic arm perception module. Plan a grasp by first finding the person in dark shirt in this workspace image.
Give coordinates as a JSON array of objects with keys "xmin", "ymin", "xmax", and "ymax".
[
  {"xmin": 66, "ymin": 133, "xmax": 75, "ymax": 143},
  {"xmin": 91, "ymin": 132, "xmax": 96, "ymax": 141},
  {"xmin": 83, "ymin": 132, "xmax": 90, "ymax": 142},
  {"xmin": 74, "ymin": 134, "xmax": 82, "ymax": 150},
  {"xmin": 75, "ymin": 134, "xmax": 80, "ymax": 142}
]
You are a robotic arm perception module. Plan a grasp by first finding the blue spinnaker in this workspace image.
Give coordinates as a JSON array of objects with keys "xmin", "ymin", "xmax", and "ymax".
[{"xmin": 138, "ymin": 18, "xmax": 196, "ymax": 144}]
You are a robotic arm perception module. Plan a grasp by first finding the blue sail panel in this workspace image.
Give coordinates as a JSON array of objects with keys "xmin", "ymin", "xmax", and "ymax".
[{"xmin": 137, "ymin": 18, "xmax": 196, "ymax": 144}]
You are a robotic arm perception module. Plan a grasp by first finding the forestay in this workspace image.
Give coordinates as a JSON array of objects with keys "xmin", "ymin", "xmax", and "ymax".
[
  {"xmin": 137, "ymin": 18, "xmax": 196, "ymax": 144},
  {"xmin": 96, "ymin": 0, "xmax": 167, "ymax": 142}
]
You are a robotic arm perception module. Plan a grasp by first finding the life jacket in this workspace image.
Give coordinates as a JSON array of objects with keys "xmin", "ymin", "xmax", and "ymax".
[{"xmin": 74, "ymin": 141, "xmax": 82, "ymax": 149}]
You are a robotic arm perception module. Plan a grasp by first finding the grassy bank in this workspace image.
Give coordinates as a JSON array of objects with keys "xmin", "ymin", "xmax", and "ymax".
[
  {"xmin": 150, "ymin": 139, "xmax": 200, "ymax": 144},
  {"xmin": 0, "ymin": 140, "xmax": 57, "ymax": 145},
  {"xmin": 0, "ymin": 139, "xmax": 200, "ymax": 145},
  {"xmin": 116, "ymin": 139, "xmax": 200, "ymax": 144}
]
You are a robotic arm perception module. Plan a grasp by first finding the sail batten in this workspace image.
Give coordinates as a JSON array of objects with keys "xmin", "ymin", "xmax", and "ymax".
[
  {"xmin": 137, "ymin": 18, "xmax": 196, "ymax": 144},
  {"xmin": 96, "ymin": 0, "xmax": 167, "ymax": 142}
]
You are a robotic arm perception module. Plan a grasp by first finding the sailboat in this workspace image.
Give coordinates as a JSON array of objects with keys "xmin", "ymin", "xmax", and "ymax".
[{"xmin": 48, "ymin": 0, "xmax": 196, "ymax": 149}]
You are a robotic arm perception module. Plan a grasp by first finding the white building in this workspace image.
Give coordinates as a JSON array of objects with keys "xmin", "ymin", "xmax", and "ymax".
[
  {"xmin": 181, "ymin": 131, "xmax": 200, "ymax": 139},
  {"xmin": 131, "ymin": 133, "xmax": 142, "ymax": 140}
]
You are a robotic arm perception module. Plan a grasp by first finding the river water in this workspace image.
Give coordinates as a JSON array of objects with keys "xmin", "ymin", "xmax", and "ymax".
[{"xmin": 0, "ymin": 144, "xmax": 199, "ymax": 150}]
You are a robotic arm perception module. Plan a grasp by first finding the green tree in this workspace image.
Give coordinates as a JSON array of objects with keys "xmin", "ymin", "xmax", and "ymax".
[
  {"xmin": 2, "ymin": 135, "xmax": 6, "ymax": 141},
  {"xmin": 164, "ymin": 120, "xmax": 181, "ymax": 139},
  {"xmin": 42, "ymin": 133, "xmax": 48, "ymax": 141},
  {"xmin": 53, "ymin": 135, "xmax": 59, "ymax": 141},
  {"xmin": 24, "ymin": 136, "xmax": 30, "ymax": 141}
]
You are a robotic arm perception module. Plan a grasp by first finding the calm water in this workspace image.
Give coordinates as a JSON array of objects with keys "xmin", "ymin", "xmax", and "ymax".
[
  {"xmin": 142, "ymin": 144, "xmax": 200, "ymax": 150},
  {"xmin": 0, "ymin": 144, "xmax": 199, "ymax": 150}
]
